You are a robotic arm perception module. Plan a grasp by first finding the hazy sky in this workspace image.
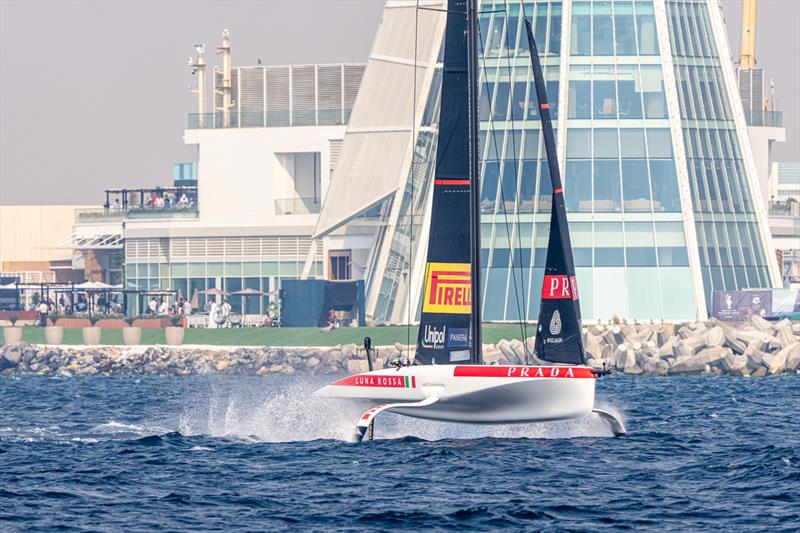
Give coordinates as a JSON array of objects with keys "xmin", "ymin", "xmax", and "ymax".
[{"xmin": 1, "ymin": 0, "xmax": 798, "ymax": 205}]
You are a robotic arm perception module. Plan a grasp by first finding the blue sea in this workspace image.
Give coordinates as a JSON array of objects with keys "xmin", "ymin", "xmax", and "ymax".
[{"xmin": 1, "ymin": 373, "xmax": 798, "ymax": 531}]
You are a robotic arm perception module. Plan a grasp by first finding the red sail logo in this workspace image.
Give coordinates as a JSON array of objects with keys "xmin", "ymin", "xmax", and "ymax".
[
  {"xmin": 541, "ymin": 275, "xmax": 579, "ymax": 301},
  {"xmin": 422, "ymin": 263, "xmax": 471, "ymax": 314}
]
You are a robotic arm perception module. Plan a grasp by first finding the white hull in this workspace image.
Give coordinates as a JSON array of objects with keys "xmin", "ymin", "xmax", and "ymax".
[{"xmin": 315, "ymin": 364, "xmax": 597, "ymax": 424}]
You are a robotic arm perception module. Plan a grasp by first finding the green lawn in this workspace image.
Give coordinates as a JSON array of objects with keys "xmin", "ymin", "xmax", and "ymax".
[{"xmin": 19, "ymin": 324, "xmax": 534, "ymax": 347}]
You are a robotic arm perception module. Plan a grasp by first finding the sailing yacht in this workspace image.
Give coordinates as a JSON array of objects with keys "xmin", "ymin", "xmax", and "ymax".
[{"xmin": 316, "ymin": 0, "xmax": 625, "ymax": 441}]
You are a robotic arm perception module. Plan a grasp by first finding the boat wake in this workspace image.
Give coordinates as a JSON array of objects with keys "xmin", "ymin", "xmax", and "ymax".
[{"xmin": 174, "ymin": 376, "xmax": 625, "ymax": 443}]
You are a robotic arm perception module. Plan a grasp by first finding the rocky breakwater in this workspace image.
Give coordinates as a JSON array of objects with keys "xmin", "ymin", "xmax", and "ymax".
[
  {"xmin": 583, "ymin": 316, "xmax": 800, "ymax": 377},
  {"xmin": 0, "ymin": 343, "xmax": 381, "ymax": 377},
  {"xmin": 0, "ymin": 317, "xmax": 798, "ymax": 377}
]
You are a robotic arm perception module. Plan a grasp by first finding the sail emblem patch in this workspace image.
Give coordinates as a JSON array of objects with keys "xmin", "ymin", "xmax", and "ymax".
[
  {"xmin": 541, "ymin": 275, "xmax": 579, "ymax": 301},
  {"xmin": 549, "ymin": 310, "xmax": 562, "ymax": 335},
  {"xmin": 422, "ymin": 262, "xmax": 471, "ymax": 314}
]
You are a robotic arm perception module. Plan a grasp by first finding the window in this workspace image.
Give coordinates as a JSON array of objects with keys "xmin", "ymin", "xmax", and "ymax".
[
  {"xmin": 593, "ymin": 80, "xmax": 617, "ymax": 119},
  {"xmin": 571, "ymin": 5, "xmax": 591, "ymax": 55},
  {"xmin": 481, "ymin": 161, "xmax": 500, "ymax": 213},
  {"xmin": 593, "ymin": 1, "xmax": 614, "ymax": 55},
  {"xmin": 635, "ymin": 3, "xmax": 658, "ymax": 55},
  {"xmin": 594, "ymin": 160, "xmax": 622, "ymax": 212},
  {"xmin": 329, "ymin": 250, "xmax": 352, "ymax": 281},
  {"xmin": 565, "ymin": 160, "xmax": 592, "ymax": 212},
  {"xmin": 622, "ymin": 159, "xmax": 651, "ymax": 211},
  {"xmin": 568, "ymin": 80, "xmax": 592, "ymax": 119},
  {"xmin": 650, "ymin": 160, "xmax": 681, "ymax": 212},
  {"xmin": 614, "ymin": 2, "xmax": 637, "ymax": 55},
  {"xmin": 275, "ymin": 152, "xmax": 322, "ymax": 215}
]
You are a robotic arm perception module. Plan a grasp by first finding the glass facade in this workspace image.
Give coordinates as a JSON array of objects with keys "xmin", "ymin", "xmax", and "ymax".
[
  {"xmin": 125, "ymin": 237, "xmax": 322, "ymax": 315},
  {"xmin": 366, "ymin": 0, "xmax": 775, "ymax": 323},
  {"xmin": 665, "ymin": 0, "xmax": 772, "ymax": 304}
]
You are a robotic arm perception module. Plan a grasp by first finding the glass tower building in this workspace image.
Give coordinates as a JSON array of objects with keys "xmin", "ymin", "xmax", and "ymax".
[{"xmin": 314, "ymin": 0, "xmax": 779, "ymax": 323}]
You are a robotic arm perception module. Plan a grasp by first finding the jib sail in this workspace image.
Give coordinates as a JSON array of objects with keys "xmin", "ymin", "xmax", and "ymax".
[
  {"xmin": 415, "ymin": 0, "xmax": 480, "ymax": 365},
  {"xmin": 524, "ymin": 19, "xmax": 587, "ymax": 365}
]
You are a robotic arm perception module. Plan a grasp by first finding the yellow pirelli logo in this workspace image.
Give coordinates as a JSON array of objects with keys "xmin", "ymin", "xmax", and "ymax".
[{"xmin": 422, "ymin": 262, "xmax": 471, "ymax": 314}]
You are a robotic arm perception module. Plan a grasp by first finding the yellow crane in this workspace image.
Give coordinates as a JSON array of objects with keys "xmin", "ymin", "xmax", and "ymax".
[{"xmin": 739, "ymin": 0, "xmax": 757, "ymax": 69}]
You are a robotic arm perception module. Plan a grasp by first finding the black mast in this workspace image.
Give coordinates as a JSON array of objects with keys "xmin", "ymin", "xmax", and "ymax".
[
  {"xmin": 414, "ymin": 0, "xmax": 481, "ymax": 365},
  {"xmin": 467, "ymin": 0, "xmax": 482, "ymax": 362}
]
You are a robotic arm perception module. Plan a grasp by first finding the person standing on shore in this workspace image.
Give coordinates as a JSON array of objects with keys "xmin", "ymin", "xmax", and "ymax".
[
  {"xmin": 208, "ymin": 297, "xmax": 218, "ymax": 329},
  {"xmin": 37, "ymin": 300, "xmax": 49, "ymax": 327}
]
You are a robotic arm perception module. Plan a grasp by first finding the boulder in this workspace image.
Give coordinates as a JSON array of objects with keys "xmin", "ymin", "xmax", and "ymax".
[
  {"xmin": 584, "ymin": 338, "xmax": 604, "ymax": 360},
  {"xmin": 658, "ymin": 337, "xmax": 677, "ymax": 357},
  {"xmin": 497, "ymin": 339, "xmax": 517, "ymax": 364},
  {"xmin": 749, "ymin": 315, "xmax": 774, "ymax": 333},
  {"xmin": 723, "ymin": 329, "xmax": 747, "ymax": 354},
  {"xmin": 623, "ymin": 350, "xmax": 643, "ymax": 374},
  {"xmin": 784, "ymin": 343, "xmax": 800, "ymax": 372},
  {"xmin": 669, "ymin": 347, "xmax": 730, "ymax": 375},
  {"xmin": 611, "ymin": 326, "xmax": 625, "ymax": 345},
  {"xmin": 767, "ymin": 344, "xmax": 795, "ymax": 375},
  {"xmin": 641, "ymin": 357, "xmax": 669, "ymax": 376},
  {"xmin": 744, "ymin": 336, "xmax": 773, "ymax": 356},
  {"xmin": 509, "ymin": 339, "xmax": 527, "ymax": 362},
  {"xmin": 704, "ymin": 326, "xmax": 725, "ymax": 347},
  {"xmin": 612, "ymin": 344, "xmax": 629, "ymax": 369},
  {"xmin": 720, "ymin": 353, "xmax": 749, "ymax": 377},
  {"xmin": 775, "ymin": 325, "xmax": 795, "ymax": 349},
  {"xmin": 745, "ymin": 350, "xmax": 765, "ymax": 371},
  {"xmin": 341, "ymin": 343, "xmax": 358, "ymax": 360},
  {"xmin": 2, "ymin": 344, "xmax": 23, "ymax": 365},
  {"xmin": 751, "ymin": 366, "xmax": 767, "ymax": 378},
  {"xmin": 346, "ymin": 359, "xmax": 369, "ymax": 374},
  {"xmin": 674, "ymin": 336, "xmax": 706, "ymax": 358}
]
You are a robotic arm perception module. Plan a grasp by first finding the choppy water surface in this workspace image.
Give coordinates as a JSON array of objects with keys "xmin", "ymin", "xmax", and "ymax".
[{"xmin": 0, "ymin": 373, "xmax": 797, "ymax": 531}]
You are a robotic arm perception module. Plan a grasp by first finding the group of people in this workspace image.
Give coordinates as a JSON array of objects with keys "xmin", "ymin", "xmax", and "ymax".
[
  {"xmin": 146, "ymin": 297, "xmax": 192, "ymax": 316},
  {"xmin": 33, "ymin": 293, "xmax": 123, "ymax": 326},
  {"xmin": 206, "ymin": 297, "xmax": 232, "ymax": 328},
  {"xmin": 108, "ymin": 193, "xmax": 194, "ymax": 212},
  {"xmin": 148, "ymin": 193, "xmax": 192, "ymax": 209}
]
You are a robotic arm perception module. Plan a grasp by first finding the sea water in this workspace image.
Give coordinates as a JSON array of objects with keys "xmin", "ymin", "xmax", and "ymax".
[{"xmin": 0, "ymin": 373, "xmax": 797, "ymax": 531}]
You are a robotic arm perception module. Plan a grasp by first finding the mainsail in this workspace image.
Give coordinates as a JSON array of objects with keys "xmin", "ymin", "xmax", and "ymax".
[
  {"xmin": 415, "ymin": 0, "xmax": 481, "ymax": 365},
  {"xmin": 524, "ymin": 19, "xmax": 587, "ymax": 365}
]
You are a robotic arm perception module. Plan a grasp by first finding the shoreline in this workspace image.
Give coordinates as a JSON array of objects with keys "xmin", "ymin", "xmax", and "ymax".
[
  {"xmin": 0, "ymin": 316, "xmax": 800, "ymax": 377},
  {"xmin": 1, "ymin": 315, "xmax": 799, "ymax": 377}
]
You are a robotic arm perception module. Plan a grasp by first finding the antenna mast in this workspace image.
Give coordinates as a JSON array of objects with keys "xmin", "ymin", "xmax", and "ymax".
[
  {"xmin": 216, "ymin": 30, "xmax": 234, "ymax": 128},
  {"xmin": 189, "ymin": 44, "xmax": 206, "ymax": 128}
]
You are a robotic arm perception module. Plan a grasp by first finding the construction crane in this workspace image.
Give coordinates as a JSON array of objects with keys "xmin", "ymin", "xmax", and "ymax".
[{"xmin": 739, "ymin": 0, "xmax": 757, "ymax": 69}]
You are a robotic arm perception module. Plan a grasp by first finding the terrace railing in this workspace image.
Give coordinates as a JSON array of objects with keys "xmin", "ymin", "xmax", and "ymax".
[
  {"xmin": 744, "ymin": 110, "xmax": 783, "ymax": 128},
  {"xmin": 75, "ymin": 208, "xmax": 126, "ymax": 223},
  {"xmin": 126, "ymin": 205, "xmax": 199, "ymax": 219},
  {"xmin": 188, "ymin": 108, "xmax": 352, "ymax": 129}
]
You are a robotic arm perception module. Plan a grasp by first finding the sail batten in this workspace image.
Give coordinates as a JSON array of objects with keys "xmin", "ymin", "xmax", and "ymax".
[{"xmin": 524, "ymin": 19, "xmax": 587, "ymax": 366}]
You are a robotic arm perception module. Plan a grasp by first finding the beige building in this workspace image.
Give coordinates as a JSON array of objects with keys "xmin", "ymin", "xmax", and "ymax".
[{"xmin": 0, "ymin": 205, "xmax": 97, "ymax": 283}]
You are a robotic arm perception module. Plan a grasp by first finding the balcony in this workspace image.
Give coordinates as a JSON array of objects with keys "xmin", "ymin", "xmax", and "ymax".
[
  {"xmin": 744, "ymin": 110, "xmax": 783, "ymax": 128},
  {"xmin": 274, "ymin": 197, "xmax": 321, "ymax": 215},
  {"xmin": 188, "ymin": 109, "xmax": 352, "ymax": 129},
  {"xmin": 76, "ymin": 187, "xmax": 200, "ymax": 222},
  {"xmin": 769, "ymin": 200, "xmax": 800, "ymax": 217}
]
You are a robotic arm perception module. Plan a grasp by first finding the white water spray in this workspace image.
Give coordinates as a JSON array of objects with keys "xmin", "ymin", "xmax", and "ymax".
[{"xmin": 175, "ymin": 375, "xmax": 621, "ymax": 443}]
